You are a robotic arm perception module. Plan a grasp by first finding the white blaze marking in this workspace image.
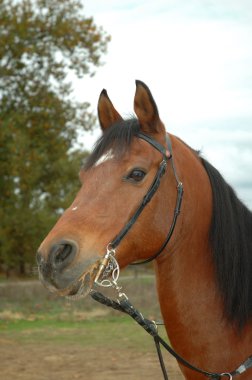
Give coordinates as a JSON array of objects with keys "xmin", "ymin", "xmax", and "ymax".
[
  {"xmin": 94, "ymin": 149, "xmax": 114, "ymax": 167},
  {"xmin": 72, "ymin": 206, "xmax": 78, "ymax": 211}
]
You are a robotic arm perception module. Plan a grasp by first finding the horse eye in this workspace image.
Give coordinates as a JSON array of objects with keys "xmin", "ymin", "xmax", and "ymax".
[{"xmin": 127, "ymin": 169, "xmax": 146, "ymax": 182}]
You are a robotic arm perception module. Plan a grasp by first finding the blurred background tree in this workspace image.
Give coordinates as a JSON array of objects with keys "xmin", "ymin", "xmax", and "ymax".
[{"xmin": 0, "ymin": 0, "xmax": 110, "ymax": 276}]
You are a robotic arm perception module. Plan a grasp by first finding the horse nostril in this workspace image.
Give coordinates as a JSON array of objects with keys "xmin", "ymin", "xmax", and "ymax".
[
  {"xmin": 55, "ymin": 244, "xmax": 72, "ymax": 264},
  {"xmin": 49, "ymin": 241, "xmax": 77, "ymax": 270}
]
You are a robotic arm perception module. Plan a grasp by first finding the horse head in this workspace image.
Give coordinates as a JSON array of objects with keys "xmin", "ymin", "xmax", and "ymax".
[{"xmin": 36, "ymin": 81, "xmax": 178, "ymax": 298}]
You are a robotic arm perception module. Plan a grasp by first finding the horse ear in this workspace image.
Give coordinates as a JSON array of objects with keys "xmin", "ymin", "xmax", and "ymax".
[
  {"xmin": 98, "ymin": 89, "xmax": 123, "ymax": 131},
  {"xmin": 134, "ymin": 80, "xmax": 161, "ymax": 134}
]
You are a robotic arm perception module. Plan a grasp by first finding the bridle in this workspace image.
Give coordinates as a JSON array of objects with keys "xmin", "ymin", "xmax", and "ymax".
[
  {"xmin": 94, "ymin": 131, "xmax": 183, "ymax": 286},
  {"xmin": 95, "ymin": 131, "xmax": 183, "ymax": 282},
  {"xmin": 91, "ymin": 132, "xmax": 252, "ymax": 380},
  {"xmin": 110, "ymin": 132, "xmax": 184, "ymax": 265}
]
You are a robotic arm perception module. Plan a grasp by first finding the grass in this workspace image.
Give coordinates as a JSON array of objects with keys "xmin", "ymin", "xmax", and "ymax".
[
  {"xmin": 0, "ymin": 273, "xmax": 161, "ymax": 319},
  {"xmin": 0, "ymin": 274, "xmax": 166, "ymax": 352},
  {"xmin": 0, "ymin": 315, "xmax": 168, "ymax": 353}
]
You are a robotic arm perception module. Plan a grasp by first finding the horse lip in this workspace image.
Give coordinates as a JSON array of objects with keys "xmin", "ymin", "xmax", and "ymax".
[
  {"xmin": 64, "ymin": 272, "xmax": 92, "ymax": 300},
  {"xmin": 55, "ymin": 260, "xmax": 100, "ymax": 299}
]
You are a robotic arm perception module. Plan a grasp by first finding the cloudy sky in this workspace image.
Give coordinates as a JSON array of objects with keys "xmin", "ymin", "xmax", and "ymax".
[{"xmin": 74, "ymin": 0, "xmax": 252, "ymax": 208}]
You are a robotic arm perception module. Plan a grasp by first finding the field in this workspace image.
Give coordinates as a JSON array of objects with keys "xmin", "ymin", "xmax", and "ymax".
[{"xmin": 0, "ymin": 274, "xmax": 183, "ymax": 380}]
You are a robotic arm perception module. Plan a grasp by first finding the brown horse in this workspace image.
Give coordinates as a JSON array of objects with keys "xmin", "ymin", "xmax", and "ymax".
[{"xmin": 37, "ymin": 80, "xmax": 252, "ymax": 379}]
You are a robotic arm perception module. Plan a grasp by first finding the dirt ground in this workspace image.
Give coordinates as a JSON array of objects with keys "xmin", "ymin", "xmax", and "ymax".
[
  {"xmin": 0, "ymin": 278, "xmax": 185, "ymax": 379},
  {"xmin": 0, "ymin": 340, "xmax": 184, "ymax": 380}
]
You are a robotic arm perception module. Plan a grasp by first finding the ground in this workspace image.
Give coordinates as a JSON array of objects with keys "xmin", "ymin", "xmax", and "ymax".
[
  {"xmin": 0, "ymin": 340, "xmax": 184, "ymax": 380},
  {"xmin": 0, "ymin": 277, "xmax": 184, "ymax": 379}
]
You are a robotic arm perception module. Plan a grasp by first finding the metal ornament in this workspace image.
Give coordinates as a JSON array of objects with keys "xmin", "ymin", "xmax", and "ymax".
[
  {"xmin": 220, "ymin": 374, "xmax": 232, "ymax": 380},
  {"xmin": 94, "ymin": 246, "xmax": 120, "ymax": 288}
]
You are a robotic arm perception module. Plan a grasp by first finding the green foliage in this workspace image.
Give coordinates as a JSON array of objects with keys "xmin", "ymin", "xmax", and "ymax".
[{"xmin": 0, "ymin": 0, "xmax": 110, "ymax": 275}]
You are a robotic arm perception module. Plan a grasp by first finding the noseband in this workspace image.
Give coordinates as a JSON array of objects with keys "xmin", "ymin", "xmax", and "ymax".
[{"xmin": 108, "ymin": 132, "xmax": 183, "ymax": 265}]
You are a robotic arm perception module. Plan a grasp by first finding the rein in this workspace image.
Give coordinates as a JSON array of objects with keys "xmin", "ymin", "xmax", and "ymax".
[
  {"xmin": 91, "ymin": 132, "xmax": 252, "ymax": 379},
  {"xmin": 90, "ymin": 288, "xmax": 252, "ymax": 380}
]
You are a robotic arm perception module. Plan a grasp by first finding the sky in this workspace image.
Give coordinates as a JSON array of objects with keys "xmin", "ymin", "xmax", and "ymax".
[{"xmin": 73, "ymin": 0, "xmax": 252, "ymax": 208}]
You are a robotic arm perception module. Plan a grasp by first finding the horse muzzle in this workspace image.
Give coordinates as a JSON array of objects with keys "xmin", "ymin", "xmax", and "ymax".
[{"xmin": 36, "ymin": 239, "xmax": 100, "ymax": 298}]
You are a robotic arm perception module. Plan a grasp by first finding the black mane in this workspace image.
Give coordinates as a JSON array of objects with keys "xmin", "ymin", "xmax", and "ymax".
[
  {"xmin": 202, "ymin": 158, "xmax": 252, "ymax": 328},
  {"xmin": 84, "ymin": 118, "xmax": 140, "ymax": 169}
]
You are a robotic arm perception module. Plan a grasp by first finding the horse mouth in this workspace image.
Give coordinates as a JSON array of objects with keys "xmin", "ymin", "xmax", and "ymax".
[
  {"xmin": 65, "ymin": 272, "xmax": 92, "ymax": 300},
  {"xmin": 56, "ymin": 261, "xmax": 100, "ymax": 300}
]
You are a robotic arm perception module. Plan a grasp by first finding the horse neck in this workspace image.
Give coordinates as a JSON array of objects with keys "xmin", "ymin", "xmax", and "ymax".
[{"xmin": 154, "ymin": 137, "xmax": 252, "ymax": 379}]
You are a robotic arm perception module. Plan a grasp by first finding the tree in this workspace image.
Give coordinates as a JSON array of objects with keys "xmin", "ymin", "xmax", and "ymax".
[{"xmin": 0, "ymin": 0, "xmax": 110, "ymax": 276}]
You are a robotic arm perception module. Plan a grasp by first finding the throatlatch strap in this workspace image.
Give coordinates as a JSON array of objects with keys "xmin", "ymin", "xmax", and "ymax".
[{"xmin": 130, "ymin": 181, "xmax": 183, "ymax": 265}]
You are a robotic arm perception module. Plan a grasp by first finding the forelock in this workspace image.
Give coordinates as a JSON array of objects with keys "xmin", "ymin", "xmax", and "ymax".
[{"xmin": 84, "ymin": 118, "xmax": 140, "ymax": 169}]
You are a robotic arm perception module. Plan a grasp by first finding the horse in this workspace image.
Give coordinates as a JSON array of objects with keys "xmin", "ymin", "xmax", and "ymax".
[{"xmin": 37, "ymin": 80, "xmax": 252, "ymax": 379}]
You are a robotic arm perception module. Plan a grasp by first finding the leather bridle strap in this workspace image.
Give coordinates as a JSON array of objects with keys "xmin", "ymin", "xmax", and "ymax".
[{"xmin": 109, "ymin": 132, "xmax": 183, "ymax": 264}]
